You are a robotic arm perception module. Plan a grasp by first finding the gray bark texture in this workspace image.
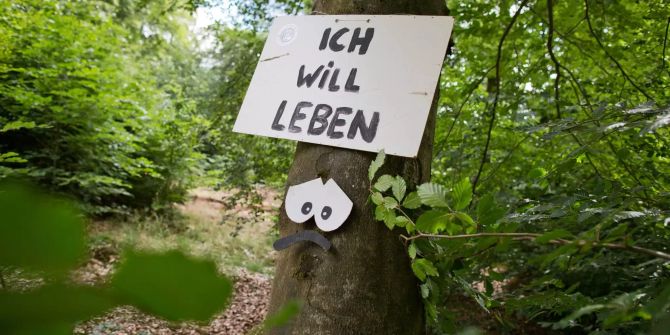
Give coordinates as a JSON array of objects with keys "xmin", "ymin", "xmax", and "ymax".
[{"xmin": 267, "ymin": 1, "xmax": 448, "ymax": 334}]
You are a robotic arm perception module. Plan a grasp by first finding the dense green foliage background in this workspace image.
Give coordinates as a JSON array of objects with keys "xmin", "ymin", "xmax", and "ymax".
[
  {"xmin": 1, "ymin": 0, "xmax": 669, "ymax": 334},
  {"xmin": 369, "ymin": 0, "xmax": 670, "ymax": 333},
  {"xmin": 0, "ymin": 0, "xmax": 296, "ymax": 215}
]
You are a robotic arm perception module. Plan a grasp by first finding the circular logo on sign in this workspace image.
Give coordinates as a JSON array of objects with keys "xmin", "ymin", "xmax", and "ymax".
[{"xmin": 277, "ymin": 24, "xmax": 298, "ymax": 46}]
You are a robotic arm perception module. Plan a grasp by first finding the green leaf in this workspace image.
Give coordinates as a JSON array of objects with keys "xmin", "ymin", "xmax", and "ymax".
[
  {"xmin": 374, "ymin": 174, "xmax": 395, "ymax": 192},
  {"xmin": 370, "ymin": 192, "xmax": 384, "ymax": 206},
  {"xmin": 0, "ymin": 120, "xmax": 36, "ymax": 133},
  {"xmin": 452, "ymin": 177, "xmax": 472, "ymax": 210},
  {"xmin": 394, "ymin": 215, "xmax": 410, "ymax": 228},
  {"xmin": 476, "ymin": 194, "xmax": 505, "ymax": 227},
  {"xmin": 375, "ymin": 205, "xmax": 389, "ymax": 221},
  {"xmin": 416, "ymin": 210, "xmax": 451, "ymax": 233},
  {"xmin": 527, "ymin": 167, "xmax": 547, "ymax": 179},
  {"xmin": 392, "ymin": 176, "xmax": 407, "ymax": 202},
  {"xmin": 535, "ymin": 229, "xmax": 573, "ymax": 244},
  {"xmin": 425, "ymin": 301, "xmax": 438, "ymax": 322},
  {"xmin": 408, "ymin": 243, "xmax": 417, "ymax": 259},
  {"xmin": 368, "ymin": 150, "xmax": 386, "ymax": 181},
  {"xmin": 411, "ymin": 258, "xmax": 439, "ymax": 281},
  {"xmin": 383, "ymin": 210, "xmax": 397, "ymax": 229},
  {"xmin": 262, "ymin": 300, "xmax": 302, "ymax": 330},
  {"xmin": 402, "ymin": 191, "xmax": 422, "ymax": 209},
  {"xmin": 604, "ymin": 223, "xmax": 628, "ymax": 241},
  {"xmin": 111, "ymin": 250, "xmax": 233, "ymax": 322},
  {"xmin": 0, "ymin": 285, "xmax": 115, "ymax": 334},
  {"xmin": 0, "ymin": 152, "xmax": 27, "ymax": 163},
  {"xmin": 454, "ymin": 212, "xmax": 476, "ymax": 233},
  {"xmin": 554, "ymin": 304, "xmax": 607, "ymax": 329},
  {"xmin": 645, "ymin": 281, "xmax": 670, "ymax": 318},
  {"xmin": 383, "ymin": 196, "xmax": 398, "ymax": 209},
  {"xmin": 420, "ymin": 283, "xmax": 430, "ymax": 298},
  {"xmin": 0, "ymin": 182, "xmax": 86, "ymax": 273},
  {"xmin": 417, "ymin": 183, "xmax": 449, "ymax": 207}
]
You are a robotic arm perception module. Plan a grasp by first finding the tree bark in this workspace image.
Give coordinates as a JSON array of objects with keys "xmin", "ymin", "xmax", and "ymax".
[{"xmin": 267, "ymin": 1, "xmax": 448, "ymax": 334}]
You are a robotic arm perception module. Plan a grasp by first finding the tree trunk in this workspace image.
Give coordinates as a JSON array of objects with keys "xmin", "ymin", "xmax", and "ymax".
[{"xmin": 267, "ymin": 1, "xmax": 448, "ymax": 334}]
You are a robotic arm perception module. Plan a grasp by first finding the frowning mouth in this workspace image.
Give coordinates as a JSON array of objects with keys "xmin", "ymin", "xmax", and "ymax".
[{"xmin": 273, "ymin": 230, "xmax": 331, "ymax": 251}]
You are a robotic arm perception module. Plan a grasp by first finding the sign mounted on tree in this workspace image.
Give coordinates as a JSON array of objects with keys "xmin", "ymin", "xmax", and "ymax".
[{"xmin": 233, "ymin": 15, "xmax": 454, "ymax": 158}]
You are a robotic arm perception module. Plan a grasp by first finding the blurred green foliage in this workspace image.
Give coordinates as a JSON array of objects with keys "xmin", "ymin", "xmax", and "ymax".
[
  {"xmin": 111, "ymin": 250, "xmax": 233, "ymax": 321},
  {"xmin": 0, "ymin": 0, "xmax": 298, "ymax": 214},
  {"xmin": 0, "ymin": 182, "xmax": 233, "ymax": 334},
  {"xmin": 0, "ymin": 183, "xmax": 85, "ymax": 274},
  {"xmin": 0, "ymin": 0, "xmax": 211, "ymax": 214}
]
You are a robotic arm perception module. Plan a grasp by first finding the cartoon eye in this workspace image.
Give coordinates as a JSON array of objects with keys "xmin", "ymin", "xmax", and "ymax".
[
  {"xmin": 301, "ymin": 202, "xmax": 313, "ymax": 215},
  {"xmin": 285, "ymin": 178, "xmax": 323, "ymax": 223},
  {"xmin": 320, "ymin": 206, "xmax": 332, "ymax": 220},
  {"xmin": 314, "ymin": 180, "xmax": 353, "ymax": 232}
]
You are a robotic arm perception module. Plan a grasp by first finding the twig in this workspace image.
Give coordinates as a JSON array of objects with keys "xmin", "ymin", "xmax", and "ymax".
[
  {"xmin": 472, "ymin": 0, "xmax": 531, "ymax": 196},
  {"xmin": 568, "ymin": 131, "xmax": 603, "ymax": 178},
  {"xmin": 529, "ymin": 7, "xmax": 613, "ymax": 78},
  {"xmin": 584, "ymin": 0, "xmax": 653, "ymax": 101},
  {"xmin": 547, "ymin": 0, "xmax": 562, "ymax": 119},
  {"xmin": 556, "ymin": 55, "xmax": 653, "ymax": 194},
  {"xmin": 400, "ymin": 232, "xmax": 670, "ymax": 261},
  {"xmin": 479, "ymin": 133, "xmax": 532, "ymax": 186},
  {"xmin": 436, "ymin": 65, "xmax": 495, "ymax": 156},
  {"xmin": 662, "ymin": 17, "xmax": 670, "ymax": 76}
]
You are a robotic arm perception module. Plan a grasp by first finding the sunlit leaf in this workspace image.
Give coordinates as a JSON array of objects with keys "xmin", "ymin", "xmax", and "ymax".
[
  {"xmin": 452, "ymin": 178, "xmax": 472, "ymax": 210},
  {"xmin": 392, "ymin": 176, "xmax": 407, "ymax": 202},
  {"xmin": 368, "ymin": 150, "xmax": 386, "ymax": 181},
  {"xmin": 373, "ymin": 175, "xmax": 394, "ymax": 192},
  {"xmin": 416, "ymin": 210, "xmax": 451, "ymax": 233},
  {"xmin": 417, "ymin": 183, "xmax": 449, "ymax": 208},
  {"xmin": 402, "ymin": 191, "xmax": 422, "ymax": 209}
]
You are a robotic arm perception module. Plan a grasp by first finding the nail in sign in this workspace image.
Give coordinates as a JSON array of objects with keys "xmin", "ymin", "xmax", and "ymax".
[{"xmin": 234, "ymin": 15, "xmax": 454, "ymax": 158}]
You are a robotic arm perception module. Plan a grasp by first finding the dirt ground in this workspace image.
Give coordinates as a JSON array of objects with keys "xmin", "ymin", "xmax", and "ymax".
[{"xmin": 73, "ymin": 187, "xmax": 281, "ymax": 335}]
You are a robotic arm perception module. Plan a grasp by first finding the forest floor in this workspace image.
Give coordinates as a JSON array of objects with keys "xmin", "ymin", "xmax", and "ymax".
[{"xmin": 74, "ymin": 187, "xmax": 281, "ymax": 335}]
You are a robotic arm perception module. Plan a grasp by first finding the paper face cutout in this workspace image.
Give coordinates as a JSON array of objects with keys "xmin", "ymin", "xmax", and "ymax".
[
  {"xmin": 314, "ymin": 179, "xmax": 353, "ymax": 232},
  {"xmin": 274, "ymin": 178, "xmax": 353, "ymax": 251},
  {"xmin": 285, "ymin": 178, "xmax": 324, "ymax": 223}
]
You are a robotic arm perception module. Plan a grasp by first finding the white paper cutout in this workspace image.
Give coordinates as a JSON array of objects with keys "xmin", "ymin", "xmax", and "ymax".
[
  {"xmin": 314, "ymin": 179, "xmax": 353, "ymax": 232},
  {"xmin": 284, "ymin": 178, "xmax": 353, "ymax": 232},
  {"xmin": 285, "ymin": 178, "xmax": 324, "ymax": 223}
]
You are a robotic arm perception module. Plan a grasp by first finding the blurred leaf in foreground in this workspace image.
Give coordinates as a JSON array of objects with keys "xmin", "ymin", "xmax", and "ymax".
[
  {"xmin": 0, "ymin": 182, "xmax": 86, "ymax": 273},
  {"xmin": 262, "ymin": 299, "xmax": 302, "ymax": 330},
  {"xmin": 0, "ymin": 284, "xmax": 114, "ymax": 335},
  {"xmin": 111, "ymin": 250, "xmax": 233, "ymax": 322}
]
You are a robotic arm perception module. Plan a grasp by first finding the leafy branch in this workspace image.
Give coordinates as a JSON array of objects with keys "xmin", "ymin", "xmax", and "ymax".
[
  {"xmin": 435, "ymin": 65, "xmax": 495, "ymax": 156},
  {"xmin": 368, "ymin": 151, "xmax": 670, "ymax": 276},
  {"xmin": 472, "ymin": 0, "xmax": 531, "ymax": 197},
  {"xmin": 546, "ymin": 0, "xmax": 562, "ymax": 119},
  {"xmin": 583, "ymin": 0, "xmax": 653, "ymax": 101},
  {"xmin": 400, "ymin": 232, "xmax": 670, "ymax": 262}
]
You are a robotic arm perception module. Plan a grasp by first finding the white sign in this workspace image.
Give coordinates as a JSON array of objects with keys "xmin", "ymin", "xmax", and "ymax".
[{"xmin": 233, "ymin": 15, "xmax": 454, "ymax": 157}]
